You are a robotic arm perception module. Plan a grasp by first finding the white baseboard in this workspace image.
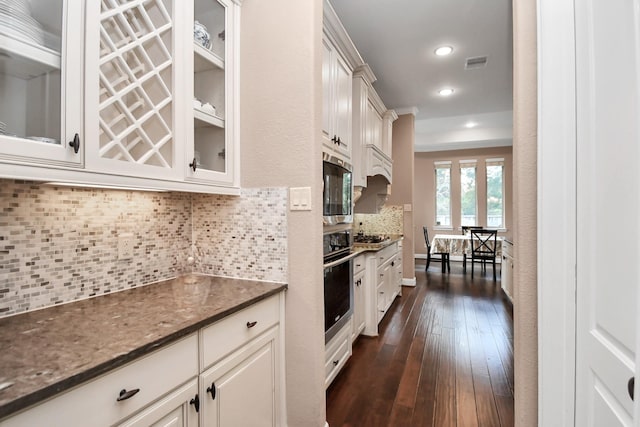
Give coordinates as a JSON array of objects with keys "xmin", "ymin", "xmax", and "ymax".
[{"xmin": 402, "ymin": 277, "xmax": 416, "ymax": 287}]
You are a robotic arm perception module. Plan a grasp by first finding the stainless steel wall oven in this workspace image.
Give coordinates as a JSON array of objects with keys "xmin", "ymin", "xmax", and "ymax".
[{"xmin": 323, "ymin": 228, "xmax": 355, "ymax": 342}]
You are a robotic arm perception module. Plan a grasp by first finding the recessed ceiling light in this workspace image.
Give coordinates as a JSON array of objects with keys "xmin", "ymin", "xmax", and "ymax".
[
  {"xmin": 438, "ymin": 88, "xmax": 454, "ymax": 96},
  {"xmin": 465, "ymin": 121, "xmax": 478, "ymax": 128},
  {"xmin": 434, "ymin": 46, "xmax": 453, "ymax": 56}
]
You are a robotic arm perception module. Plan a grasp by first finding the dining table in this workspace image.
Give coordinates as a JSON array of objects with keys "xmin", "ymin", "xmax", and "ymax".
[{"xmin": 430, "ymin": 233, "xmax": 503, "ymax": 272}]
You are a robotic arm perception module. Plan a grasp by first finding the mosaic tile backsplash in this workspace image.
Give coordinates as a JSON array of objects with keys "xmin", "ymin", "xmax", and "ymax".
[
  {"xmin": 354, "ymin": 205, "xmax": 403, "ymax": 236},
  {"xmin": 0, "ymin": 181, "xmax": 288, "ymax": 317},
  {"xmin": 192, "ymin": 188, "xmax": 287, "ymax": 283}
]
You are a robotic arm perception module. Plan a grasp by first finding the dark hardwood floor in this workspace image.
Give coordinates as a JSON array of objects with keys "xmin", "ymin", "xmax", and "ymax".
[{"xmin": 326, "ymin": 260, "xmax": 514, "ymax": 427}]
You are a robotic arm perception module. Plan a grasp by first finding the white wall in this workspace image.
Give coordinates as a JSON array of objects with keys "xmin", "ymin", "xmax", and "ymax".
[{"xmin": 240, "ymin": 1, "xmax": 326, "ymax": 425}]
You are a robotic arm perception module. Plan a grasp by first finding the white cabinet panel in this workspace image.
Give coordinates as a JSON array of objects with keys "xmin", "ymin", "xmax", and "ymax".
[
  {"xmin": 201, "ymin": 327, "xmax": 279, "ymax": 427},
  {"xmin": 322, "ymin": 34, "xmax": 351, "ymax": 162}
]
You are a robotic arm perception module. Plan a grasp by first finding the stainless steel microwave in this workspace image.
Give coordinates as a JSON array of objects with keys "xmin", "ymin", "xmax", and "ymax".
[{"xmin": 322, "ymin": 154, "xmax": 352, "ymax": 225}]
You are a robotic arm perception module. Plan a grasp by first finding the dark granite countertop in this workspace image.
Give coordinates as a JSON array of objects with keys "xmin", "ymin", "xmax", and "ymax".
[{"xmin": 0, "ymin": 275, "xmax": 287, "ymax": 419}]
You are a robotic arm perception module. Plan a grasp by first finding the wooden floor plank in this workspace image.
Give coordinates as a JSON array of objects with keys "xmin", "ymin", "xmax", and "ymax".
[{"xmin": 326, "ymin": 261, "xmax": 514, "ymax": 427}]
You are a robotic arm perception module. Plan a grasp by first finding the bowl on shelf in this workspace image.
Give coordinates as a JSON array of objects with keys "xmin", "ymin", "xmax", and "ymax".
[{"xmin": 194, "ymin": 21, "xmax": 211, "ymax": 49}]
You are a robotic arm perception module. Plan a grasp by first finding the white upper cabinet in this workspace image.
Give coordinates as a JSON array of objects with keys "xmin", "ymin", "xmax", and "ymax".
[
  {"xmin": 0, "ymin": 0, "xmax": 83, "ymax": 168},
  {"xmin": 0, "ymin": 0, "xmax": 240, "ymax": 194},
  {"xmin": 322, "ymin": 35, "xmax": 352, "ymax": 161}
]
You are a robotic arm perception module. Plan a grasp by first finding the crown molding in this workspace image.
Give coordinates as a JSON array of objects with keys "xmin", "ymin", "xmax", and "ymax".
[
  {"xmin": 323, "ymin": 0, "xmax": 364, "ymax": 70},
  {"xmin": 395, "ymin": 107, "xmax": 419, "ymax": 116}
]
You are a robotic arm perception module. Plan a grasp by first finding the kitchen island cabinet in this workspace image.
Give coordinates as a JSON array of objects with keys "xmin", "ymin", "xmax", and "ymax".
[{"xmin": 0, "ymin": 276, "xmax": 286, "ymax": 426}]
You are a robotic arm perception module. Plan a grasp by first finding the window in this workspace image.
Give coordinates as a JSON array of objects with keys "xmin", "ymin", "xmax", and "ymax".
[
  {"xmin": 460, "ymin": 161, "xmax": 477, "ymax": 226},
  {"xmin": 434, "ymin": 161, "xmax": 451, "ymax": 227},
  {"xmin": 486, "ymin": 159, "xmax": 505, "ymax": 228}
]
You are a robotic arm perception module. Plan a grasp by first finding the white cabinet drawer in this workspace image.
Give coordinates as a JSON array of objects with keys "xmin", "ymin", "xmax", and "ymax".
[
  {"xmin": 201, "ymin": 295, "xmax": 280, "ymax": 370},
  {"xmin": 376, "ymin": 244, "xmax": 396, "ymax": 268},
  {"xmin": 353, "ymin": 254, "xmax": 366, "ymax": 275},
  {"xmin": 3, "ymin": 334, "xmax": 198, "ymax": 427},
  {"xmin": 324, "ymin": 320, "xmax": 351, "ymax": 388}
]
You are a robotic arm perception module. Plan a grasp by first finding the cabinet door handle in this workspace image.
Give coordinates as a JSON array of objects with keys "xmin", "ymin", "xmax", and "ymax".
[
  {"xmin": 189, "ymin": 157, "xmax": 198, "ymax": 172},
  {"xmin": 68, "ymin": 133, "xmax": 80, "ymax": 154},
  {"xmin": 206, "ymin": 382, "xmax": 217, "ymax": 400},
  {"xmin": 391, "ymin": 261, "xmax": 395, "ymax": 267},
  {"xmin": 190, "ymin": 394, "xmax": 200, "ymax": 412},
  {"xmin": 246, "ymin": 321, "xmax": 258, "ymax": 328},
  {"xmin": 331, "ymin": 135, "xmax": 337, "ymax": 143},
  {"xmin": 333, "ymin": 360, "xmax": 339, "ymax": 366},
  {"xmin": 629, "ymin": 377, "xmax": 635, "ymax": 401},
  {"xmin": 116, "ymin": 388, "xmax": 140, "ymax": 402}
]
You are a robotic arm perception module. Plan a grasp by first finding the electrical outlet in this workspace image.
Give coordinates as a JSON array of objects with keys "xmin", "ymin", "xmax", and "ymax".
[{"xmin": 118, "ymin": 233, "xmax": 134, "ymax": 260}]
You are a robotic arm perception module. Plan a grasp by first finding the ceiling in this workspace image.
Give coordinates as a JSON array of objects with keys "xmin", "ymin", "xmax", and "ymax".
[{"xmin": 329, "ymin": 0, "xmax": 514, "ymax": 152}]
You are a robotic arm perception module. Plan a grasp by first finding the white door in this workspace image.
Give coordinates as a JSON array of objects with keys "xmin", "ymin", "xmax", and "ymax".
[{"xmin": 575, "ymin": 0, "xmax": 640, "ymax": 424}]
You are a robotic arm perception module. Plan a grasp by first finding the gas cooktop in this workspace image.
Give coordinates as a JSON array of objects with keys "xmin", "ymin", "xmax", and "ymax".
[{"xmin": 353, "ymin": 234, "xmax": 391, "ymax": 248}]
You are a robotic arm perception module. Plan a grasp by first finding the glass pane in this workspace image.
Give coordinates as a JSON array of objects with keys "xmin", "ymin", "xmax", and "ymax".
[
  {"xmin": 435, "ymin": 166, "xmax": 451, "ymax": 227},
  {"xmin": 461, "ymin": 165, "xmax": 477, "ymax": 226},
  {"xmin": 487, "ymin": 164, "xmax": 504, "ymax": 227},
  {"xmin": 193, "ymin": 0, "xmax": 226, "ymax": 173},
  {"xmin": 0, "ymin": 0, "xmax": 63, "ymax": 145}
]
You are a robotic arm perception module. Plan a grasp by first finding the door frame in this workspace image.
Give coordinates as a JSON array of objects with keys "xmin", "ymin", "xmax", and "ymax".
[{"xmin": 537, "ymin": 0, "xmax": 577, "ymax": 425}]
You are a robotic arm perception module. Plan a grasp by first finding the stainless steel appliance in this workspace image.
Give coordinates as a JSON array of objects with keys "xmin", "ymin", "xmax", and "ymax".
[
  {"xmin": 323, "ymin": 228, "xmax": 355, "ymax": 342},
  {"xmin": 323, "ymin": 154, "xmax": 353, "ymax": 225}
]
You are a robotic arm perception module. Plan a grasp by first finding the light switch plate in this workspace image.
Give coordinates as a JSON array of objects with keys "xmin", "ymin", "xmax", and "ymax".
[{"xmin": 289, "ymin": 187, "xmax": 312, "ymax": 211}]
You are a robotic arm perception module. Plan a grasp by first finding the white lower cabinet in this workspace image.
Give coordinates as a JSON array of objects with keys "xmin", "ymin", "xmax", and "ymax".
[
  {"xmin": 501, "ymin": 240, "xmax": 514, "ymax": 302},
  {"xmin": 2, "ymin": 293, "xmax": 285, "ymax": 427},
  {"xmin": 117, "ymin": 379, "xmax": 199, "ymax": 427},
  {"xmin": 363, "ymin": 242, "xmax": 402, "ymax": 337},
  {"xmin": 351, "ymin": 254, "xmax": 367, "ymax": 342},
  {"xmin": 200, "ymin": 327, "xmax": 278, "ymax": 427}
]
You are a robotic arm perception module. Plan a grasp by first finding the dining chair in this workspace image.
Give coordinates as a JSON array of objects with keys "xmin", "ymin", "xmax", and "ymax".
[
  {"xmin": 470, "ymin": 229, "xmax": 498, "ymax": 280},
  {"xmin": 423, "ymin": 226, "xmax": 450, "ymax": 273}
]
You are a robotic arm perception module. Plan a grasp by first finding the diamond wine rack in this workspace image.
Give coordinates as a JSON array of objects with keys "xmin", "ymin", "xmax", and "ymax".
[{"xmin": 98, "ymin": 0, "xmax": 174, "ymax": 168}]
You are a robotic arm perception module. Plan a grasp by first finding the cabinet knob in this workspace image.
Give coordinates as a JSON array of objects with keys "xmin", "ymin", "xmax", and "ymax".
[
  {"xmin": 206, "ymin": 382, "xmax": 217, "ymax": 400},
  {"xmin": 116, "ymin": 388, "xmax": 140, "ymax": 402},
  {"xmin": 189, "ymin": 157, "xmax": 198, "ymax": 172},
  {"xmin": 190, "ymin": 394, "xmax": 200, "ymax": 413},
  {"xmin": 246, "ymin": 321, "xmax": 258, "ymax": 328},
  {"xmin": 68, "ymin": 133, "xmax": 80, "ymax": 154}
]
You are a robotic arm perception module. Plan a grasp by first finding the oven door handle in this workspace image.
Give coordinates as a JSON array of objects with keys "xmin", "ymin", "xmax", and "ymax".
[{"xmin": 323, "ymin": 251, "xmax": 359, "ymax": 269}]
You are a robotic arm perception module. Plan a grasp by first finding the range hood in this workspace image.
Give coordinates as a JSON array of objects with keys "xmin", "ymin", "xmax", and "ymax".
[{"xmin": 354, "ymin": 175, "xmax": 391, "ymax": 214}]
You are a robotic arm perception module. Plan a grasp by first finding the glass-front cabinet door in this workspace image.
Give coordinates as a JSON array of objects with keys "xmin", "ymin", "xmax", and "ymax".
[
  {"xmin": 186, "ymin": 0, "xmax": 238, "ymax": 186},
  {"xmin": 0, "ymin": 0, "xmax": 83, "ymax": 168}
]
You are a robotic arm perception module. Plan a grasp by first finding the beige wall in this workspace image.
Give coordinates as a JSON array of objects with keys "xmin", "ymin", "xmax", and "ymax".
[
  {"xmin": 240, "ymin": 1, "xmax": 326, "ymax": 425},
  {"xmin": 413, "ymin": 146, "xmax": 513, "ymax": 257},
  {"xmin": 513, "ymin": 0, "xmax": 538, "ymax": 425},
  {"xmin": 387, "ymin": 114, "xmax": 416, "ymax": 279}
]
